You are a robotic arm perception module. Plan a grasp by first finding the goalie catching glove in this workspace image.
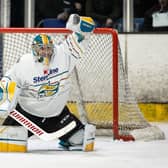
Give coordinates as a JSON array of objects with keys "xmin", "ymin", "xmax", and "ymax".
[
  {"xmin": 65, "ymin": 14, "xmax": 95, "ymax": 58},
  {"xmin": 66, "ymin": 14, "xmax": 95, "ymax": 35}
]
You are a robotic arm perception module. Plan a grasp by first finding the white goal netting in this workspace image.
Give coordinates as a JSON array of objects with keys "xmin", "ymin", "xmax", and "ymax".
[{"xmin": 0, "ymin": 28, "xmax": 165, "ymax": 141}]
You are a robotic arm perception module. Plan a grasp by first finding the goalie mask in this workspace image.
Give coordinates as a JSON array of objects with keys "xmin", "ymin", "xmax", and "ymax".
[{"xmin": 32, "ymin": 34, "xmax": 54, "ymax": 66}]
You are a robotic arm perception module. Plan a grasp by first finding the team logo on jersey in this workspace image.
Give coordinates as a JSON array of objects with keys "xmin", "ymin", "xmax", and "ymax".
[{"xmin": 38, "ymin": 82, "xmax": 60, "ymax": 97}]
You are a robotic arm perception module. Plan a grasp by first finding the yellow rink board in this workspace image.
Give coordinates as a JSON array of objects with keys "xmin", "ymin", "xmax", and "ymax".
[
  {"xmin": 67, "ymin": 103, "xmax": 168, "ymax": 122},
  {"xmin": 138, "ymin": 103, "xmax": 168, "ymax": 122},
  {"xmin": 0, "ymin": 103, "xmax": 168, "ymax": 125}
]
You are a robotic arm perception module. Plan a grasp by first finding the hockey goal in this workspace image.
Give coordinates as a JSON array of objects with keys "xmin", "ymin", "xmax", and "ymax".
[{"xmin": 0, "ymin": 28, "xmax": 164, "ymax": 141}]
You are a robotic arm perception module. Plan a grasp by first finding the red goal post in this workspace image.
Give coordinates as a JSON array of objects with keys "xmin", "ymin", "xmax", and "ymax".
[{"xmin": 0, "ymin": 28, "xmax": 164, "ymax": 141}]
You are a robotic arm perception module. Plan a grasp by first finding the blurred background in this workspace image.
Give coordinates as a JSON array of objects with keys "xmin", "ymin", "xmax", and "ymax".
[
  {"xmin": 0, "ymin": 0, "xmax": 168, "ymax": 122},
  {"xmin": 1, "ymin": 0, "xmax": 167, "ymax": 32}
]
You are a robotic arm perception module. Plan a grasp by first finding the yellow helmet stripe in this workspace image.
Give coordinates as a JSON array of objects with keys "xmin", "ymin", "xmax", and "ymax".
[{"xmin": 40, "ymin": 34, "xmax": 49, "ymax": 45}]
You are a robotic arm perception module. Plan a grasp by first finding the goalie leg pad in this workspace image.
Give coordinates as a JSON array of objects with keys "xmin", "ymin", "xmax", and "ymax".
[
  {"xmin": 59, "ymin": 124, "xmax": 96, "ymax": 151},
  {"xmin": 0, "ymin": 126, "xmax": 28, "ymax": 152},
  {"xmin": 68, "ymin": 128, "xmax": 84, "ymax": 145},
  {"xmin": 58, "ymin": 129, "xmax": 84, "ymax": 151}
]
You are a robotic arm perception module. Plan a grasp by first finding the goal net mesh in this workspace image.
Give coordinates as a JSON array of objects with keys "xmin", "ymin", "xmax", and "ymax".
[{"xmin": 0, "ymin": 28, "xmax": 165, "ymax": 140}]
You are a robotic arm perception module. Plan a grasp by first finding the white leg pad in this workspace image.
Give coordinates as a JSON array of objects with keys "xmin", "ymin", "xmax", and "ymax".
[
  {"xmin": 68, "ymin": 128, "xmax": 84, "ymax": 145},
  {"xmin": 0, "ymin": 126, "xmax": 28, "ymax": 152},
  {"xmin": 82, "ymin": 124, "xmax": 96, "ymax": 152}
]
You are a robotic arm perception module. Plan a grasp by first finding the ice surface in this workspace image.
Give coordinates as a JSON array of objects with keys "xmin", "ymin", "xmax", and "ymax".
[{"xmin": 0, "ymin": 123, "xmax": 168, "ymax": 168}]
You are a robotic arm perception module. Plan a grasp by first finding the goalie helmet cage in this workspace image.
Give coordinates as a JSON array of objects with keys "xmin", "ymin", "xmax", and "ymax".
[{"xmin": 0, "ymin": 28, "xmax": 164, "ymax": 141}]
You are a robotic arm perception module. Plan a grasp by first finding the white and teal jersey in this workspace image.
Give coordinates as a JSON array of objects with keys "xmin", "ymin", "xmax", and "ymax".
[{"xmin": 5, "ymin": 34, "xmax": 84, "ymax": 117}]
